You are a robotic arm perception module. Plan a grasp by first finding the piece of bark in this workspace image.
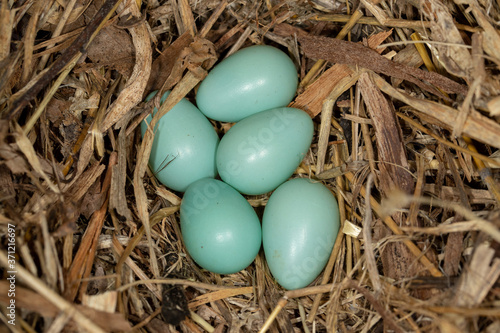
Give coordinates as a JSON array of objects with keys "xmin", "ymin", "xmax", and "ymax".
[
  {"xmin": 443, "ymin": 231, "xmax": 463, "ymax": 276},
  {"xmin": 391, "ymin": 44, "xmax": 424, "ymax": 87},
  {"xmin": 359, "ymin": 72, "xmax": 440, "ymax": 299},
  {"xmin": 291, "ymin": 30, "xmax": 392, "ymax": 117},
  {"xmin": 358, "ymin": 72, "xmax": 413, "ymax": 194},
  {"xmin": 298, "ymin": 34, "xmax": 467, "ymax": 97}
]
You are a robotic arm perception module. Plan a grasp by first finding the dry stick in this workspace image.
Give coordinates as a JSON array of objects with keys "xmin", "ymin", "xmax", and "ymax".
[
  {"xmin": 189, "ymin": 311, "xmax": 215, "ymax": 332},
  {"xmin": 14, "ymin": 123, "xmax": 60, "ymax": 194},
  {"xmin": 313, "ymin": 13, "xmax": 480, "ymax": 32},
  {"xmin": 7, "ymin": 0, "xmax": 124, "ymax": 119},
  {"xmin": 297, "ymin": 300, "xmax": 311, "ymax": 333},
  {"xmin": 20, "ymin": 0, "xmax": 42, "ymax": 86},
  {"xmin": 0, "ymin": 251, "xmax": 106, "ymax": 333},
  {"xmin": 226, "ymin": 26, "xmax": 253, "ymax": 58},
  {"xmin": 379, "ymin": 0, "xmax": 408, "ymax": 44},
  {"xmin": 130, "ymin": 308, "xmax": 162, "ymax": 330},
  {"xmin": 299, "ymin": 9, "xmax": 363, "ymax": 88},
  {"xmin": 362, "ymin": 174, "xmax": 382, "ymax": 293},
  {"xmin": 359, "ymin": 98, "xmax": 378, "ymax": 187},
  {"xmin": 188, "ymin": 286, "xmax": 254, "ymax": 308},
  {"xmin": 117, "ymin": 278, "xmax": 252, "ymax": 293},
  {"xmin": 407, "ymin": 156, "xmax": 425, "ymax": 225},
  {"xmin": 344, "ymin": 171, "xmax": 443, "ymax": 277},
  {"xmin": 459, "ymin": 38, "xmax": 500, "ymax": 205},
  {"xmin": 425, "ymin": 306, "xmax": 500, "ymax": 317},
  {"xmin": 258, "ymin": 296, "xmax": 288, "ymax": 333},
  {"xmin": 409, "ymin": 33, "xmax": 500, "ymax": 203}
]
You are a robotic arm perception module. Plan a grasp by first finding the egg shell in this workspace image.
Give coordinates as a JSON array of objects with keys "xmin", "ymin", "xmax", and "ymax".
[
  {"xmin": 141, "ymin": 91, "xmax": 219, "ymax": 192},
  {"xmin": 262, "ymin": 178, "xmax": 340, "ymax": 290},
  {"xmin": 196, "ymin": 45, "xmax": 298, "ymax": 122},
  {"xmin": 216, "ymin": 107, "xmax": 314, "ymax": 195},
  {"xmin": 180, "ymin": 178, "xmax": 262, "ymax": 274}
]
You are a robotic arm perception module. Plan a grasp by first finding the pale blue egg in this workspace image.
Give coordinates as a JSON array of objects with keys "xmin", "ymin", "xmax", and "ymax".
[
  {"xmin": 141, "ymin": 91, "xmax": 219, "ymax": 192},
  {"xmin": 262, "ymin": 178, "xmax": 340, "ymax": 290},
  {"xmin": 196, "ymin": 45, "xmax": 298, "ymax": 122},
  {"xmin": 180, "ymin": 178, "xmax": 262, "ymax": 274},
  {"xmin": 216, "ymin": 107, "xmax": 313, "ymax": 195}
]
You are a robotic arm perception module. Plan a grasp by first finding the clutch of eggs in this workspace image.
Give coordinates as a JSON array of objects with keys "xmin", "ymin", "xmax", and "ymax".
[{"xmin": 142, "ymin": 45, "xmax": 340, "ymax": 289}]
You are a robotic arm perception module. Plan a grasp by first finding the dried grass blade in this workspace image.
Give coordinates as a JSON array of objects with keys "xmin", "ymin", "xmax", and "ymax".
[
  {"xmin": 188, "ymin": 287, "xmax": 254, "ymax": 309},
  {"xmin": 0, "ymin": 0, "xmax": 12, "ymax": 61},
  {"xmin": 362, "ymin": 174, "xmax": 382, "ymax": 293},
  {"xmin": 14, "ymin": 123, "xmax": 60, "ymax": 194}
]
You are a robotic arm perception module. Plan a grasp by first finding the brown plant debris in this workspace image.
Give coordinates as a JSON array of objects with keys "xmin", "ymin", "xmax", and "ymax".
[{"xmin": 1, "ymin": 0, "xmax": 500, "ymax": 332}]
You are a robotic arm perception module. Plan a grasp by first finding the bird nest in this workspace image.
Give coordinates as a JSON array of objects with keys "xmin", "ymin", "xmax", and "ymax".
[{"xmin": 0, "ymin": 0, "xmax": 499, "ymax": 332}]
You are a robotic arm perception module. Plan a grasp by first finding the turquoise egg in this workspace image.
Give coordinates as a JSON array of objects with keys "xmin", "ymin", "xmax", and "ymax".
[
  {"xmin": 262, "ymin": 178, "xmax": 340, "ymax": 290},
  {"xmin": 141, "ymin": 91, "xmax": 219, "ymax": 192},
  {"xmin": 196, "ymin": 45, "xmax": 298, "ymax": 122},
  {"xmin": 216, "ymin": 107, "xmax": 314, "ymax": 195},
  {"xmin": 180, "ymin": 178, "xmax": 262, "ymax": 274}
]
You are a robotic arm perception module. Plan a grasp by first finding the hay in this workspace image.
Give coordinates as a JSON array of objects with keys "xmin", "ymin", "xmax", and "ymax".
[{"xmin": 0, "ymin": 0, "xmax": 499, "ymax": 332}]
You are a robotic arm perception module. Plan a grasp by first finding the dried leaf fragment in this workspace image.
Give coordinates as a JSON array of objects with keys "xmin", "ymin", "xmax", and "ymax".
[{"xmin": 87, "ymin": 25, "xmax": 136, "ymax": 79}]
